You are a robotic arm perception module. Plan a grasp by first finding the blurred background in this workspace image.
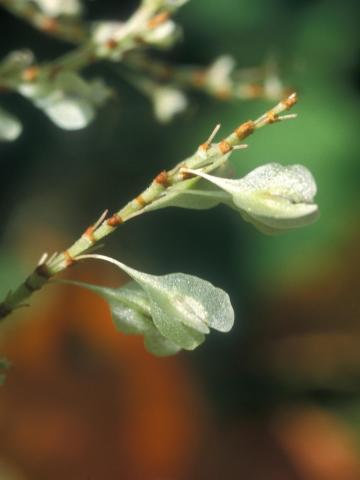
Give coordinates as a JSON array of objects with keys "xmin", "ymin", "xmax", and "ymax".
[{"xmin": 1, "ymin": 0, "xmax": 360, "ymax": 478}]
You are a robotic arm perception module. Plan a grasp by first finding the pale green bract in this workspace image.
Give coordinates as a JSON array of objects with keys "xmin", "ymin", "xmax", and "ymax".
[
  {"xmin": 185, "ymin": 163, "xmax": 319, "ymax": 233},
  {"xmin": 66, "ymin": 254, "xmax": 235, "ymax": 356}
]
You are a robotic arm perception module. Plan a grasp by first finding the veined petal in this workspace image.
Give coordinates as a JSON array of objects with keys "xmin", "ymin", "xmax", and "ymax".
[
  {"xmin": 62, "ymin": 280, "xmax": 181, "ymax": 356},
  {"xmin": 73, "ymin": 254, "xmax": 235, "ymax": 351}
]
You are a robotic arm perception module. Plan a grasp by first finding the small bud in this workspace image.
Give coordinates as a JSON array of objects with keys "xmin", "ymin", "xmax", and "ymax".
[{"xmin": 0, "ymin": 107, "xmax": 22, "ymax": 141}]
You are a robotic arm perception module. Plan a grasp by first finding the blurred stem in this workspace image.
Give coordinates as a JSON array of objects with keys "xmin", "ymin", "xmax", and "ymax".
[
  {"xmin": 122, "ymin": 53, "xmax": 289, "ymax": 102},
  {"xmin": 0, "ymin": 93, "xmax": 297, "ymax": 321},
  {"xmin": 0, "ymin": 0, "xmax": 88, "ymax": 43}
]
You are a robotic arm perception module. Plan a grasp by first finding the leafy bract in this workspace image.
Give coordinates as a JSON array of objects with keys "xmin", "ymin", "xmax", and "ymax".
[
  {"xmin": 64, "ymin": 280, "xmax": 181, "ymax": 356},
  {"xmin": 65, "ymin": 254, "xmax": 235, "ymax": 355},
  {"xmin": 186, "ymin": 163, "xmax": 319, "ymax": 233}
]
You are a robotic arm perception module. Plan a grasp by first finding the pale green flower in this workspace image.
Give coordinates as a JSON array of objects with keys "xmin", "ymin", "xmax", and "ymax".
[
  {"xmin": 67, "ymin": 254, "xmax": 235, "ymax": 356},
  {"xmin": 186, "ymin": 163, "xmax": 319, "ymax": 233}
]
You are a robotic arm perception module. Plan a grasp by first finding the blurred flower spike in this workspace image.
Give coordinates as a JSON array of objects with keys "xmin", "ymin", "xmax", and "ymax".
[
  {"xmin": 66, "ymin": 254, "xmax": 235, "ymax": 356},
  {"xmin": 185, "ymin": 163, "xmax": 319, "ymax": 233}
]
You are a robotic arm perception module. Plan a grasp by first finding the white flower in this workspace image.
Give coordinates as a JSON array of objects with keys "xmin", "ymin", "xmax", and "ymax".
[
  {"xmin": 0, "ymin": 107, "xmax": 22, "ymax": 141},
  {"xmin": 32, "ymin": 0, "xmax": 83, "ymax": 17},
  {"xmin": 152, "ymin": 86, "xmax": 188, "ymax": 123}
]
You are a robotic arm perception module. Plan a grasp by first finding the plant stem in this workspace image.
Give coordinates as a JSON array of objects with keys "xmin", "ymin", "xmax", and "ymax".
[{"xmin": 0, "ymin": 93, "xmax": 297, "ymax": 321}]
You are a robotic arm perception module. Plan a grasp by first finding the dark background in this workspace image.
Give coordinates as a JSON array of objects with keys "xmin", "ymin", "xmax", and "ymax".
[{"xmin": 0, "ymin": 0, "xmax": 360, "ymax": 479}]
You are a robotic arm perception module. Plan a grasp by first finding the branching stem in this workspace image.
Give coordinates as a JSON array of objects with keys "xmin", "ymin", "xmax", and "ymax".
[{"xmin": 0, "ymin": 93, "xmax": 297, "ymax": 321}]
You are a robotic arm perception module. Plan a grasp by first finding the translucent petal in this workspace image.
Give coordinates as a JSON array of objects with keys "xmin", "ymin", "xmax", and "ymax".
[
  {"xmin": 61, "ymin": 280, "xmax": 182, "ymax": 356},
  {"xmin": 73, "ymin": 255, "xmax": 235, "ymax": 351},
  {"xmin": 144, "ymin": 333, "xmax": 182, "ymax": 356},
  {"xmin": 116, "ymin": 263, "xmax": 234, "ymax": 346},
  {"xmin": 187, "ymin": 163, "xmax": 319, "ymax": 231},
  {"xmin": 63, "ymin": 280, "xmax": 154, "ymax": 335}
]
